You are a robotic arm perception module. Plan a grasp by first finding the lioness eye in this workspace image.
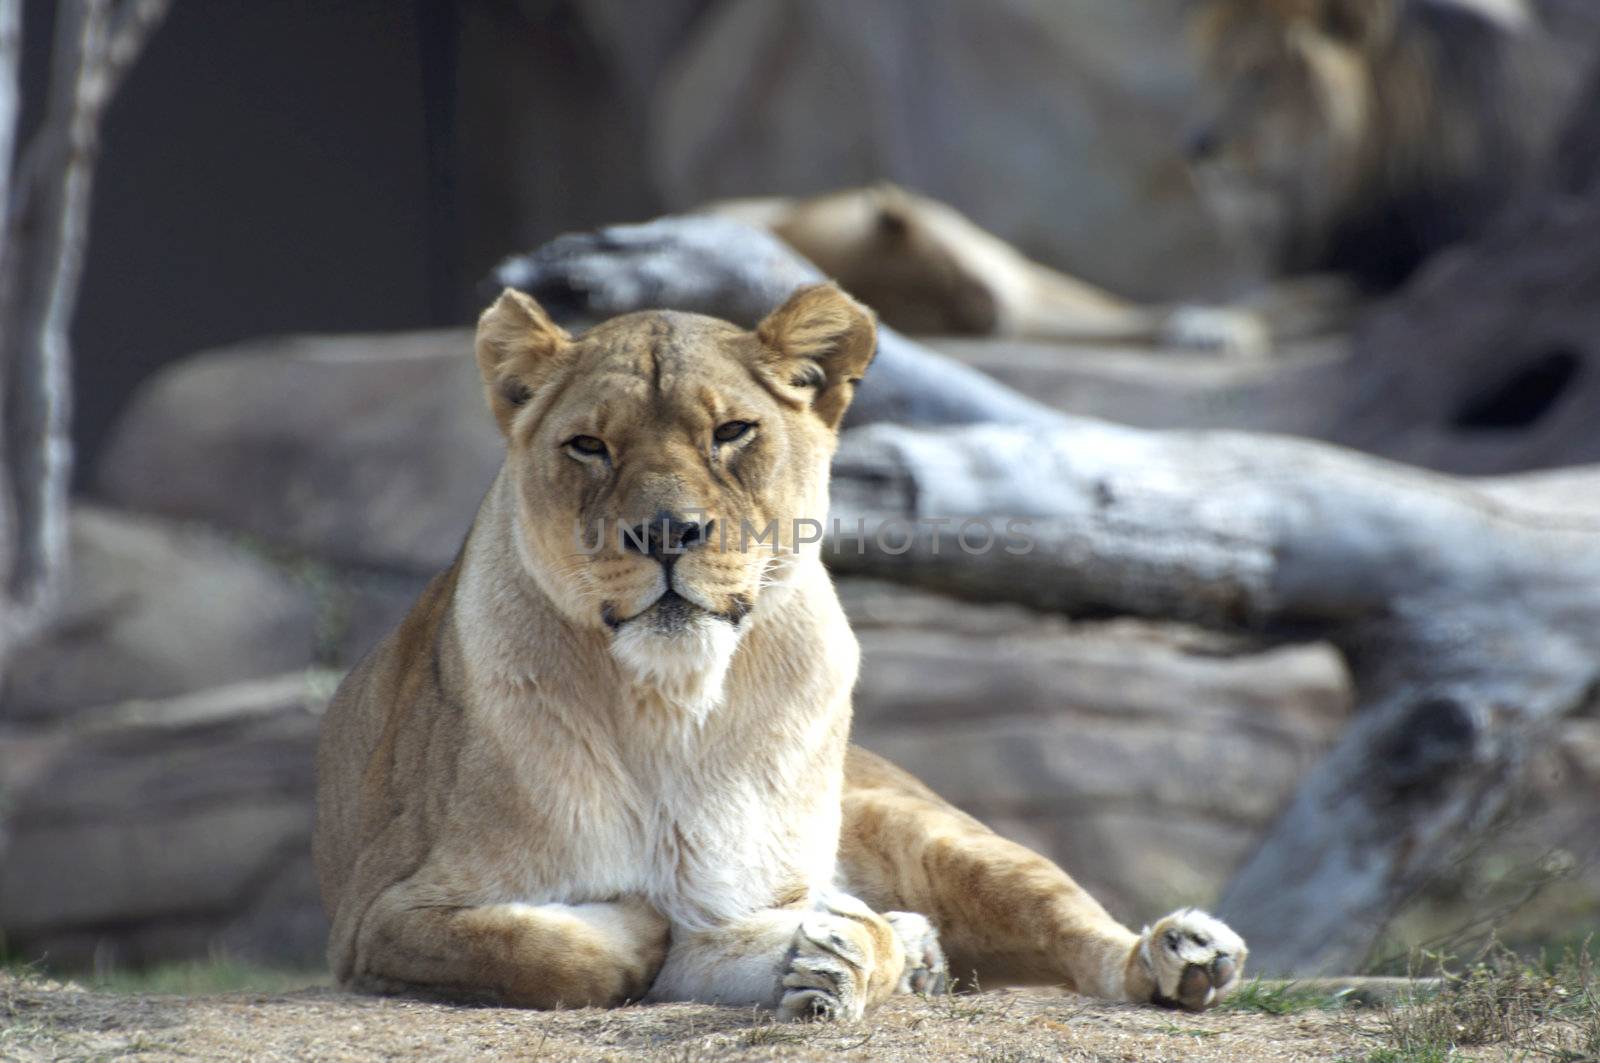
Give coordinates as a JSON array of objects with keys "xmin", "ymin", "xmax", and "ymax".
[
  {"xmin": 565, "ymin": 435, "xmax": 608, "ymax": 457},
  {"xmin": 713, "ymin": 420, "xmax": 754, "ymax": 444}
]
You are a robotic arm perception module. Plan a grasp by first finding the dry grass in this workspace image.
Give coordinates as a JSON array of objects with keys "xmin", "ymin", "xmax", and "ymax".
[
  {"xmin": 1219, "ymin": 978, "xmax": 1353, "ymax": 1015},
  {"xmin": 0, "ymin": 970, "xmax": 1387, "ymax": 1063},
  {"xmin": 4, "ymin": 954, "xmax": 1595, "ymax": 1063},
  {"xmin": 1383, "ymin": 965, "xmax": 1549, "ymax": 1049},
  {"xmin": 1341, "ymin": 941, "xmax": 1600, "ymax": 1063}
]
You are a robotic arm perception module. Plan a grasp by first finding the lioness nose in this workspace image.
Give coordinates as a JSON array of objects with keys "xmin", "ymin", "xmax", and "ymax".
[{"xmin": 623, "ymin": 511, "xmax": 714, "ymax": 563}]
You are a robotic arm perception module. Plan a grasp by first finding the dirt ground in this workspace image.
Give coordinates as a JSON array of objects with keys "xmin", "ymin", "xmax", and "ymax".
[{"xmin": 0, "ymin": 971, "xmax": 1519, "ymax": 1063}]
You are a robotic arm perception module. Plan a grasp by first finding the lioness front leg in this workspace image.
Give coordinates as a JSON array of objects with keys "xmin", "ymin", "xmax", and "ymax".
[
  {"xmin": 840, "ymin": 748, "xmax": 1246, "ymax": 1010},
  {"xmin": 343, "ymin": 891, "xmax": 670, "ymax": 1008},
  {"xmin": 647, "ymin": 895, "xmax": 945, "ymax": 1020}
]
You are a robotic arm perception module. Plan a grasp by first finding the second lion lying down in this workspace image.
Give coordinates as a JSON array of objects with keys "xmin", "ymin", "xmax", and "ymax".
[{"xmin": 312, "ymin": 283, "xmax": 1246, "ymax": 1019}]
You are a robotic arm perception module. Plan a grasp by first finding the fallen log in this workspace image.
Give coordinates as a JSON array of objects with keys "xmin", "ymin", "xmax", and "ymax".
[{"xmin": 827, "ymin": 421, "xmax": 1600, "ymax": 973}]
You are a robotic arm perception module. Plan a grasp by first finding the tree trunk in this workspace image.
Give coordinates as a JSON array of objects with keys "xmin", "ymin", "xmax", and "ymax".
[{"xmin": 0, "ymin": 0, "xmax": 168, "ymax": 679}]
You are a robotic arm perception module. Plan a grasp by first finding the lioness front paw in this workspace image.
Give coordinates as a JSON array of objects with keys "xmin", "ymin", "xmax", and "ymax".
[
  {"xmin": 885, "ymin": 911, "xmax": 949, "ymax": 995},
  {"xmin": 1139, "ymin": 908, "xmax": 1246, "ymax": 1011},
  {"xmin": 777, "ymin": 912, "xmax": 876, "ymax": 1022}
]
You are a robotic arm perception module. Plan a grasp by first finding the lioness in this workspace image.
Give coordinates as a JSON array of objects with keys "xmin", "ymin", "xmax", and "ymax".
[{"xmin": 313, "ymin": 283, "xmax": 1246, "ymax": 1018}]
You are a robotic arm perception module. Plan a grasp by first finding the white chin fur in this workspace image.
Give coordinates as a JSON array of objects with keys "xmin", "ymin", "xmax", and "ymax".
[{"xmin": 609, "ymin": 613, "xmax": 741, "ymax": 723}]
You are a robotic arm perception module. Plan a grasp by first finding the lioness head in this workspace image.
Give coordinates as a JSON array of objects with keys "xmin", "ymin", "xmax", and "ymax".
[
  {"xmin": 474, "ymin": 283, "xmax": 875, "ymax": 709},
  {"xmin": 1185, "ymin": 0, "xmax": 1398, "ymax": 264}
]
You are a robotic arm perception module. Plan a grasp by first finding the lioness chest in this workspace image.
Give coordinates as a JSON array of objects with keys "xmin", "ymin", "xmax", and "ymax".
[{"xmin": 440, "ymin": 601, "xmax": 856, "ymax": 931}]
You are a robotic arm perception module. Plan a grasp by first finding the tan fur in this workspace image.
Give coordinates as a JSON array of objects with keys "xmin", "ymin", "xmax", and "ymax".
[{"xmin": 314, "ymin": 286, "xmax": 1246, "ymax": 1019}]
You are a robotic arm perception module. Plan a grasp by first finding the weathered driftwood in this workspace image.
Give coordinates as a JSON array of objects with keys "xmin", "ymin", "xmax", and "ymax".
[
  {"xmin": 827, "ymin": 421, "xmax": 1600, "ymax": 973},
  {"xmin": 502, "ymin": 213, "xmax": 1600, "ymax": 974}
]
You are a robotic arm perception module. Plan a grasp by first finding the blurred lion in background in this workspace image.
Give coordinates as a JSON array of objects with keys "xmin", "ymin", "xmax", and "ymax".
[
  {"xmin": 1185, "ymin": 0, "xmax": 1590, "ymax": 291},
  {"xmin": 699, "ymin": 0, "xmax": 1592, "ymax": 355}
]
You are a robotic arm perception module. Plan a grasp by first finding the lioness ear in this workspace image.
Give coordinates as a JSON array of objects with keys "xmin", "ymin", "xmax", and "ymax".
[
  {"xmin": 754, "ymin": 283, "xmax": 877, "ymax": 430},
  {"xmin": 475, "ymin": 288, "xmax": 572, "ymax": 434}
]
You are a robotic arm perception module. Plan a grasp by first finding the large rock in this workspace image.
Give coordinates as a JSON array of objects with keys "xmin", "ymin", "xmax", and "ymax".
[
  {"xmin": 328, "ymin": 568, "xmax": 432, "ymax": 666},
  {"xmin": 95, "ymin": 329, "xmax": 497, "ymax": 572},
  {"xmin": 1, "ymin": 507, "xmax": 318, "ymax": 723},
  {"xmin": 0, "ymin": 673, "xmax": 334, "ymax": 970},
  {"xmin": 841, "ymin": 580, "xmax": 1353, "ymax": 921}
]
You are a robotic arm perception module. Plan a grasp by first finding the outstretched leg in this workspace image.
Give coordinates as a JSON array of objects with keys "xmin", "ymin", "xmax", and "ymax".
[
  {"xmin": 341, "ymin": 890, "xmax": 670, "ymax": 1008},
  {"xmin": 839, "ymin": 747, "xmax": 1245, "ymax": 1010}
]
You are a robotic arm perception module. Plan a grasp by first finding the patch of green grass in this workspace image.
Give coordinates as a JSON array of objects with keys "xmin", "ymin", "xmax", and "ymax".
[
  {"xmin": 1341, "ymin": 1048, "xmax": 1458, "ymax": 1063},
  {"xmin": 2, "ymin": 942, "xmax": 324, "ymax": 997},
  {"xmin": 1218, "ymin": 978, "xmax": 1350, "ymax": 1015},
  {"xmin": 1154, "ymin": 1020, "xmax": 1220, "ymax": 1038},
  {"xmin": 89, "ymin": 958, "xmax": 326, "ymax": 995}
]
